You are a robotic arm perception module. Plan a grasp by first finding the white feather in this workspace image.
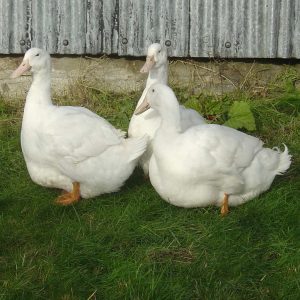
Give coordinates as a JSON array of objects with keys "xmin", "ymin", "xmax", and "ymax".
[
  {"xmin": 143, "ymin": 83, "xmax": 292, "ymax": 208},
  {"xmin": 17, "ymin": 48, "xmax": 148, "ymax": 199},
  {"xmin": 128, "ymin": 43, "xmax": 206, "ymax": 175}
]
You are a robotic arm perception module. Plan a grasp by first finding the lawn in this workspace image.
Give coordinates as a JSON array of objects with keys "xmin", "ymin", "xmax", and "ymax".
[{"xmin": 0, "ymin": 66, "xmax": 299, "ymax": 299}]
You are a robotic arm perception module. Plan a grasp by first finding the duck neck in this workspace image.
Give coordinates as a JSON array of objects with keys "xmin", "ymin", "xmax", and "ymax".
[
  {"xmin": 146, "ymin": 62, "xmax": 168, "ymax": 88},
  {"xmin": 137, "ymin": 62, "xmax": 168, "ymax": 107},
  {"xmin": 26, "ymin": 69, "xmax": 52, "ymax": 106},
  {"xmin": 160, "ymin": 103, "xmax": 181, "ymax": 134}
]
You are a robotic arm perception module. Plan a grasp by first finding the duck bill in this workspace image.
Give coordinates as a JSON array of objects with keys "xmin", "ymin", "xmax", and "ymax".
[
  {"xmin": 11, "ymin": 59, "xmax": 31, "ymax": 78},
  {"xmin": 140, "ymin": 55, "xmax": 155, "ymax": 73},
  {"xmin": 134, "ymin": 97, "xmax": 150, "ymax": 115}
]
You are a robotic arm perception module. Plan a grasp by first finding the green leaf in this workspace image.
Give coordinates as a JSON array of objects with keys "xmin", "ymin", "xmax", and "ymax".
[{"xmin": 224, "ymin": 101, "xmax": 256, "ymax": 131}]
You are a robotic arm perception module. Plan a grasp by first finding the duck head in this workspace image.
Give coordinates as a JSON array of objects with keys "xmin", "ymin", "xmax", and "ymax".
[
  {"xmin": 135, "ymin": 83, "xmax": 178, "ymax": 116},
  {"xmin": 140, "ymin": 43, "xmax": 168, "ymax": 73},
  {"xmin": 11, "ymin": 48, "xmax": 51, "ymax": 78}
]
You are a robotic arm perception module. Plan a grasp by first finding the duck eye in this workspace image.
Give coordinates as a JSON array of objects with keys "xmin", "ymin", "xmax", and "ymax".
[
  {"xmin": 152, "ymin": 89, "xmax": 155, "ymax": 92},
  {"xmin": 158, "ymin": 50, "xmax": 161, "ymax": 53},
  {"xmin": 35, "ymin": 53, "xmax": 40, "ymax": 57}
]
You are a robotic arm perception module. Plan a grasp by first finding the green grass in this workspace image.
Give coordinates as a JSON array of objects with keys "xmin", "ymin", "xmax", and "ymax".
[{"xmin": 0, "ymin": 68, "xmax": 300, "ymax": 299}]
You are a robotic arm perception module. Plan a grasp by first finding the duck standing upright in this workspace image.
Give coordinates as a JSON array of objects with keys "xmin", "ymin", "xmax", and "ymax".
[
  {"xmin": 128, "ymin": 43, "xmax": 206, "ymax": 176},
  {"xmin": 11, "ymin": 48, "xmax": 148, "ymax": 205},
  {"xmin": 135, "ymin": 84, "xmax": 292, "ymax": 215}
]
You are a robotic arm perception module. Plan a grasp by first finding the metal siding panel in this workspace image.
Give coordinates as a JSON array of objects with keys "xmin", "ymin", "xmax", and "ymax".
[
  {"xmin": 86, "ymin": 0, "xmax": 118, "ymax": 54},
  {"xmin": 218, "ymin": 0, "xmax": 234, "ymax": 57},
  {"xmin": 13, "ymin": 0, "xmax": 32, "ymax": 53},
  {"xmin": 0, "ymin": 0, "xmax": 31, "ymax": 54},
  {"xmin": 277, "ymin": 0, "xmax": 299, "ymax": 58},
  {"xmin": 190, "ymin": 0, "xmax": 213, "ymax": 57},
  {"xmin": 29, "ymin": 0, "xmax": 87, "ymax": 54},
  {"xmin": 230, "ymin": 0, "xmax": 244, "ymax": 58},
  {"xmin": 190, "ymin": 0, "xmax": 251, "ymax": 57},
  {"xmin": 263, "ymin": 0, "xmax": 279, "ymax": 58},
  {"xmin": 0, "ymin": 0, "xmax": 299, "ymax": 58},
  {"xmin": 118, "ymin": 0, "xmax": 145, "ymax": 55},
  {"xmin": 31, "ymin": 1, "xmax": 59, "ymax": 53},
  {"xmin": 86, "ymin": 0, "xmax": 104, "ymax": 54},
  {"xmin": 118, "ymin": 0, "xmax": 189, "ymax": 56},
  {"xmin": 189, "ymin": 0, "xmax": 299, "ymax": 58},
  {"xmin": 160, "ymin": 0, "xmax": 189, "ymax": 56},
  {"xmin": 294, "ymin": 0, "xmax": 300, "ymax": 57},
  {"xmin": 55, "ymin": 0, "xmax": 87, "ymax": 54},
  {"xmin": 250, "ymin": 0, "xmax": 261, "ymax": 58},
  {"xmin": 0, "ymin": 0, "xmax": 10, "ymax": 53}
]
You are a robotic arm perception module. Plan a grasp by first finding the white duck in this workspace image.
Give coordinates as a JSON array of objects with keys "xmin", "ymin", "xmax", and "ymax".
[
  {"xmin": 135, "ymin": 83, "xmax": 292, "ymax": 215},
  {"xmin": 128, "ymin": 43, "xmax": 206, "ymax": 176},
  {"xmin": 11, "ymin": 48, "xmax": 148, "ymax": 205}
]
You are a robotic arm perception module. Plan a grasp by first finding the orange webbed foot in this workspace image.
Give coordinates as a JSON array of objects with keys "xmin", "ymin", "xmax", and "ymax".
[
  {"xmin": 55, "ymin": 182, "xmax": 80, "ymax": 206},
  {"xmin": 221, "ymin": 193, "xmax": 229, "ymax": 216}
]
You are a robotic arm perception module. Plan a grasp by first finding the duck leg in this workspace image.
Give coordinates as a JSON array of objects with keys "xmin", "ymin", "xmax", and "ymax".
[
  {"xmin": 220, "ymin": 193, "xmax": 229, "ymax": 216},
  {"xmin": 55, "ymin": 182, "xmax": 80, "ymax": 206}
]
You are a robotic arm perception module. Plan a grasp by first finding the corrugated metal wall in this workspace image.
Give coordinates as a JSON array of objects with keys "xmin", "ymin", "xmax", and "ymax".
[
  {"xmin": 0, "ymin": 0, "xmax": 299, "ymax": 58},
  {"xmin": 190, "ymin": 0, "xmax": 300, "ymax": 58},
  {"xmin": 118, "ymin": 0, "xmax": 189, "ymax": 56}
]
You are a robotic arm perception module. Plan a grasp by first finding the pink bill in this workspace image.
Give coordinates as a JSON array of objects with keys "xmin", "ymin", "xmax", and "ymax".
[
  {"xmin": 140, "ymin": 56, "xmax": 155, "ymax": 73},
  {"xmin": 11, "ymin": 60, "xmax": 31, "ymax": 79}
]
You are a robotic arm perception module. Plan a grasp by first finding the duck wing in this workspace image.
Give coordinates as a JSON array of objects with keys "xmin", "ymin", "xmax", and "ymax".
[
  {"xmin": 181, "ymin": 124, "xmax": 263, "ymax": 191},
  {"xmin": 40, "ymin": 106, "xmax": 122, "ymax": 163},
  {"xmin": 186, "ymin": 124, "xmax": 262, "ymax": 169}
]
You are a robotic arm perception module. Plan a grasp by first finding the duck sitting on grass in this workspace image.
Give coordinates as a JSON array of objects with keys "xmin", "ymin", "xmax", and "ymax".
[
  {"xmin": 135, "ymin": 83, "xmax": 292, "ymax": 215},
  {"xmin": 11, "ymin": 48, "xmax": 148, "ymax": 205}
]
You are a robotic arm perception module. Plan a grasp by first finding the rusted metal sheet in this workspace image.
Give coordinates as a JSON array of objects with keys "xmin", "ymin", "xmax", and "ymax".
[
  {"xmin": 118, "ymin": 0, "xmax": 189, "ymax": 56},
  {"xmin": 189, "ymin": 0, "xmax": 300, "ymax": 58}
]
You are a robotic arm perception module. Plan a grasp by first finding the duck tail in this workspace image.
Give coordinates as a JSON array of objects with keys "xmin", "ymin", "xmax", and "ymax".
[
  {"xmin": 274, "ymin": 144, "xmax": 292, "ymax": 175},
  {"xmin": 116, "ymin": 129, "xmax": 127, "ymax": 138},
  {"xmin": 126, "ymin": 135, "xmax": 149, "ymax": 162}
]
